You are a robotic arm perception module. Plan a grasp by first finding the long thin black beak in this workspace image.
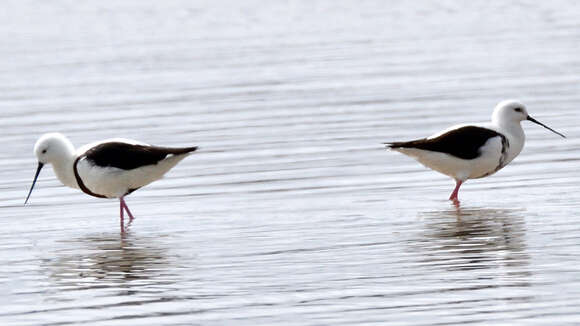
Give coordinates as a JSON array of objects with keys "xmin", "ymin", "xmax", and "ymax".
[
  {"xmin": 527, "ymin": 116, "xmax": 566, "ymax": 138},
  {"xmin": 24, "ymin": 162, "xmax": 44, "ymax": 205}
]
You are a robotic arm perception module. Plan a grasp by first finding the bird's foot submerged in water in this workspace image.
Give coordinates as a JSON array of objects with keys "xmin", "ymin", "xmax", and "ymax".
[
  {"xmin": 119, "ymin": 196, "xmax": 135, "ymax": 233},
  {"xmin": 449, "ymin": 180, "xmax": 463, "ymax": 206}
]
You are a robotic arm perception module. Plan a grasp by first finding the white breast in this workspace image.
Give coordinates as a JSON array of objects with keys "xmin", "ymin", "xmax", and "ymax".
[
  {"xmin": 393, "ymin": 135, "xmax": 507, "ymax": 181},
  {"xmin": 75, "ymin": 152, "xmax": 192, "ymax": 198}
]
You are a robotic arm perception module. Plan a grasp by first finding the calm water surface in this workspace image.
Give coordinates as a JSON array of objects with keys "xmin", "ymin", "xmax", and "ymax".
[{"xmin": 2, "ymin": 1, "xmax": 580, "ymax": 325}]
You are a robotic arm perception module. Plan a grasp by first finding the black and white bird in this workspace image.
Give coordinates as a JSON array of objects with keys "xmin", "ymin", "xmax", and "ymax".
[
  {"xmin": 25, "ymin": 133, "xmax": 197, "ymax": 228},
  {"xmin": 385, "ymin": 100, "xmax": 565, "ymax": 203}
]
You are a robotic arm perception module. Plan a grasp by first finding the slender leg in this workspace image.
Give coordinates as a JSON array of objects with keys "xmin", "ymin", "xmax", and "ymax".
[
  {"xmin": 120, "ymin": 196, "xmax": 135, "ymax": 221},
  {"xmin": 449, "ymin": 179, "xmax": 463, "ymax": 202},
  {"xmin": 120, "ymin": 199, "xmax": 125, "ymax": 231}
]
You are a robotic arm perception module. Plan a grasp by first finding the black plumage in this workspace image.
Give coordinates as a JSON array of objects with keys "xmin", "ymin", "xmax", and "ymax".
[
  {"xmin": 83, "ymin": 142, "xmax": 198, "ymax": 170},
  {"xmin": 386, "ymin": 126, "xmax": 506, "ymax": 160}
]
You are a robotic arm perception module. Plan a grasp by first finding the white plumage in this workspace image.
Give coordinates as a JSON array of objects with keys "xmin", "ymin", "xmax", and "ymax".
[
  {"xmin": 25, "ymin": 133, "xmax": 197, "ymax": 229},
  {"xmin": 387, "ymin": 100, "xmax": 565, "ymax": 203}
]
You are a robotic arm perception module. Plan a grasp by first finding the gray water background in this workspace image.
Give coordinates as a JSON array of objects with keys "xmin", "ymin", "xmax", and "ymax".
[{"xmin": 2, "ymin": 1, "xmax": 580, "ymax": 325}]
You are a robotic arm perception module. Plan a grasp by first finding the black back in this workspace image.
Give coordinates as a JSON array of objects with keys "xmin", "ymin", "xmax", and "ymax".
[
  {"xmin": 386, "ymin": 126, "xmax": 505, "ymax": 160},
  {"xmin": 84, "ymin": 142, "xmax": 198, "ymax": 170}
]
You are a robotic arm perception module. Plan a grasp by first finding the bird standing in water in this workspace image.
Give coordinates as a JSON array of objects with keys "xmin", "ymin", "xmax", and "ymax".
[
  {"xmin": 25, "ymin": 133, "xmax": 197, "ymax": 230},
  {"xmin": 385, "ymin": 100, "xmax": 565, "ymax": 204}
]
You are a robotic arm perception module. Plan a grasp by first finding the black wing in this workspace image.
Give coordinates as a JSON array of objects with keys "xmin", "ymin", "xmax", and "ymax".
[
  {"xmin": 84, "ymin": 142, "xmax": 198, "ymax": 170},
  {"xmin": 386, "ymin": 126, "xmax": 505, "ymax": 160}
]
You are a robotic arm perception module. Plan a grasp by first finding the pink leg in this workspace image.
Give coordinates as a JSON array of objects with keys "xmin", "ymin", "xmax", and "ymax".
[
  {"xmin": 120, "ymin": 199, "xmax": 125, "ymax": 230},
  {"xmin": 120, "ymin": 196, "xmax": 135, "ymax": 221},
  {"xmin": 449, "ymin": 180, "xmax": 463, "ymax": 202}
]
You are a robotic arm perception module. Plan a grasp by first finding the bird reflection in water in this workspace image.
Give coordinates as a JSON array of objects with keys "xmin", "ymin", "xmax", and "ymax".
[
  {"xmin": 46, "ymin": 231, "xmax": 173, "ymax": 294},
  {"xmin": 416, "ymin": 207, "xmax": 531, "ymax": 280}
]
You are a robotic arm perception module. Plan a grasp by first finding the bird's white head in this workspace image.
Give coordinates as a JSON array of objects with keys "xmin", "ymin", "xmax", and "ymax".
[
  {"xmin": 491, "ymin": 99, "xmax": 565, "ymax": 138},
  {"xmin": 33, "ymin": 132, "xmax": 75, "ymax": 165},
  {"xmin": 491, "ymin": 100, "xmax": 529, "ymax": 124},
  {"xmin": 25, "ymin": 133, "xmax": 76, "ymax": 205}
]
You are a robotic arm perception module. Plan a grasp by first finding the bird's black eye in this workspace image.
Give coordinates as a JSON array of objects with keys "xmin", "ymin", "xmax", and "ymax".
[
  {"xmin": 514, "ymin": 108, "xmax": 523, "ymax": 112},
  {"xmin": 42, "ymin": 149, "xmax": 47, "ymax": 154}
]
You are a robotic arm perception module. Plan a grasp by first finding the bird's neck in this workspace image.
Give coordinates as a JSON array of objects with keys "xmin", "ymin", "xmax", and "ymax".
[
  {"xmin": 495, "ymin": 119, "xmax": 525, "ymax": 138},
  {"xmin": 51, "ymin": 150, "xmax": 79, "ymax": 190},
  {"xmin": 497, "ymin": 121, "xmax": 526, "ymax": 163}
]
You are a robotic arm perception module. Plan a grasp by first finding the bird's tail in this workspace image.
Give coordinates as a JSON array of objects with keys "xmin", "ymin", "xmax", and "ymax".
[
  {"xmin": 383, "ymin": 141, "xmax": 410, "ymax": 149},
  {"xmin": 164, "ymin": 146, "xmax": 199, "ymax": 155}
]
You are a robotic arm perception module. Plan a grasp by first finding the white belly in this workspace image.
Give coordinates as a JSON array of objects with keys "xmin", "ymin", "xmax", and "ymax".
[
  {"xmin": 75, "ymin": 154, "xmax": 190, "ymax": 198},
  {"xmin": 393, "ymin": 136, "xmax": 508, "ymax": 181}
]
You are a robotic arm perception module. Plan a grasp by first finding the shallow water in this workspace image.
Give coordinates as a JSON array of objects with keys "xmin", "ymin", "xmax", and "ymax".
[{"xmin": 2, "ymin": 0, "xmax": 580, "ymax": 325}]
